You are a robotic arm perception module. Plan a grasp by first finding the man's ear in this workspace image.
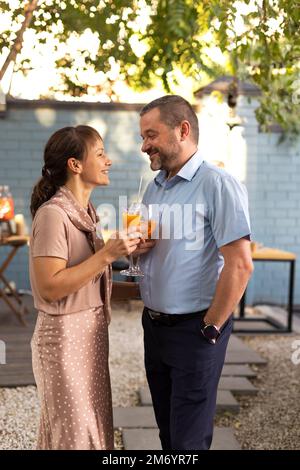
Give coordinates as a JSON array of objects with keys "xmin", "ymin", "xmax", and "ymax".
[
  {"xmin": 180, "ymin": 121, "xmax": 190, "ymax": 140},
  {"xmin": 67, "ymin": 157, "xmax": 82, "ymax": 175}
]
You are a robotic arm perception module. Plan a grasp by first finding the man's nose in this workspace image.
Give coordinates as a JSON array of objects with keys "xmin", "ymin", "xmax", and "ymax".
[{"xmin": 141, "ymin": 140, "xmax": 150, "ymax": 153}]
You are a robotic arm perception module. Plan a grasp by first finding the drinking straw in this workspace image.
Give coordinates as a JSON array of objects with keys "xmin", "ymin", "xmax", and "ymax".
[{"xmin": 137, "ymin": 175, "xmax": 143, "ymax": 203}]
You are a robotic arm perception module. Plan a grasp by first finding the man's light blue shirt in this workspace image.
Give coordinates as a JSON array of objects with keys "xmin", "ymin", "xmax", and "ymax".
[{"xmin": 139, "ymin": 150, "xmax": 251, "ymax": 314}]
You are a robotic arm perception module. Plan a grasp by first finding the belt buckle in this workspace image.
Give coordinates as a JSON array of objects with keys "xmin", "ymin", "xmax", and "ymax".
[
  {"xmin": 148, "ymin": 309, "xmax": 161, "ymax": 320},
  {"xmin": 148, "ymin": 309, "xmax": 174, "ymax": 326}
]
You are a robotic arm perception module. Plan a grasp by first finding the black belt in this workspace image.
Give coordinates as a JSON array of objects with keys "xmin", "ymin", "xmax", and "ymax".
[{"xmin": 146, "ymin": 307, "xmax": 207, "ymax": 326}]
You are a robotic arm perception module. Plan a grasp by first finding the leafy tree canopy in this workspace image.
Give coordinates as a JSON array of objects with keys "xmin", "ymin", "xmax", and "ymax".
[{"xmin": 0, "ymin": 0, "xmax": 299, "ymax": 135}]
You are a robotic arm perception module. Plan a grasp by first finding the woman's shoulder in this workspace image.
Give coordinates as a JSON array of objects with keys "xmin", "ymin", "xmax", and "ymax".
[
  {"xmin": 33, "ymin": 203, "xmax": 69, "ymax": 232},
  {"xmin": 31, "ymin": 203, "xmax": 70, "ymax": 255},
  {"xmin": 35, "ymin": 202, "xmax": 68, "ymax": 219}
]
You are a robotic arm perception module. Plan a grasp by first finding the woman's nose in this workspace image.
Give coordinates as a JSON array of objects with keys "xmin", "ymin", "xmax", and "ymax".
[{"xmin": 105, "ymin": 156, "xmax": 112, "ymax": 166}]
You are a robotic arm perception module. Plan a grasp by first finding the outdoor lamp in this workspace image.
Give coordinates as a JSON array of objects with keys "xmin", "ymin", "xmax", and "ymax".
[
  {"xmin": 0, "ymin": 186, "xmax": 15, "ymax": 239},
  {"xmin": 226, "ymin": 79, "xmax": 244, "ymax": 131},
  {"xmin": 0, "ymin": 186, "xmax": 14, "ymax": 221}
]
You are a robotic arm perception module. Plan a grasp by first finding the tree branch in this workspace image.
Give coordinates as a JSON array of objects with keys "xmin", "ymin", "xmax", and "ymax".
[{"xmin": 0, "ymin": 0, "xmax": 39, "ymax": 83}]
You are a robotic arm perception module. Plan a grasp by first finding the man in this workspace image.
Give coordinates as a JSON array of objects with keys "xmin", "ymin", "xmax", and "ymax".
[{"xmin": 137, "ymin": 95, "xmax": 253, "ymax": 450}]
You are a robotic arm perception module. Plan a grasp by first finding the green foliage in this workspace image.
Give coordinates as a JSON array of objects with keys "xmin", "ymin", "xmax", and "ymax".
[
  {"xmin": 0, "ymin": 0, "xmax": 299, "ymax": 136},
  {"xmin": 137, "ymin": 0, "xmax": 300, "ymax": 136}
]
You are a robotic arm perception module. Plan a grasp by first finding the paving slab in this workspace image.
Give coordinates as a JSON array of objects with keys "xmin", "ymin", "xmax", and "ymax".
[
  {"xmin": 219, "ymin": 377, "xmax": 257, "ymax": 395},
  {"xmin": 215, "ymin": 390, "xmax": 240, "ymax": 413},
  {"xmin": 228, "ymin": 335, "xmax": 255, "ymax": 352},
  {"xmin": 122, "ymin": 427, "xmax": 240, "ymax": 450},
  {"xmin": 212, "ymin": 427, "xmax": 241, "ymax": 450},
  {"xmin": 221, "ymin": 364, "xmax": 256, "ymax": 377},
  {"xmin": 225, "ymin": 350, "xmax": 267, "ymax": 364},
  {"xmin": 114, "ymin": 406, "xmax": 157, "ymax": 428},
  {"xmin": 138, "ymin": 388, "xmax": 239, "ymax": 413},
  {"xmin": 122, "ymin": 427, "xmax": 160, "ymax": 450},
  {"xmin": 0, "ymin": 375, "xmax": 35, "ymax": 387}
]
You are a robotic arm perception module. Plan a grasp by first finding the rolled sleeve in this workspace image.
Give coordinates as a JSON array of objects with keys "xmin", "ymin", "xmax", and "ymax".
[
  {"xmin": 32, "ymin": 206, "xmax": 69, "ymax": 260},
  {"xmin": 209, "ymin": 175, "xmax": 251, "ymax": 248}
]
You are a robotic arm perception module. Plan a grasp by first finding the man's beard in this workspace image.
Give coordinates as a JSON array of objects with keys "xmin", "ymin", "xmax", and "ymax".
[
  {"xmin": 150, "ymin": 154, "xmax": 162, "ymax": 171},
  {"xmin": 149, "ymin": 142, "xmax": 180, "ymax": 172}
]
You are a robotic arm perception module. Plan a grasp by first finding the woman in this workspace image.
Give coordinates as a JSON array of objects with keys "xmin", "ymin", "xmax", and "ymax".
[{"xmin": 29, "ymin": 125, "xmax": 140, "ymax": 450}]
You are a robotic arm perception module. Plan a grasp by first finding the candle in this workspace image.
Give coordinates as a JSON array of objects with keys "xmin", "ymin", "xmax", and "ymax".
[{"xmin": 15, "ymin": 214, "xmax": 25, "ymax": 236}]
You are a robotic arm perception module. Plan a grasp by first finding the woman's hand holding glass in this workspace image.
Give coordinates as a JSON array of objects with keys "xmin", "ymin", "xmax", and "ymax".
[
  {"xmin": 103, "ymin": 229, "xmax": 142, "ymax": 263},
  {"xmin": 120, "ymin": 202, "xmax": 144, "ymax": 277},
  {"xmin": 119, "ymin": 203, "xmax": 158, "ymax": 277}
]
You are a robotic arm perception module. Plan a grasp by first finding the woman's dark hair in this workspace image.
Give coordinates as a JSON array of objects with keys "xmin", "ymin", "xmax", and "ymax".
[{"xmin": 30, "ymin": 125, "xmax": 102, "ymax": 218}]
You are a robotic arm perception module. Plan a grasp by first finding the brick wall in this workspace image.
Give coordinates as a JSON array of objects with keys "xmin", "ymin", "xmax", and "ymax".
[
  {"xmin": 239, "ymin": 97, "xmax": 300, "ymax": 306},
  {"xmin": 0, "ymin": 98, "xmax": 299, "ymax": 307},
  {"xmin": 0, "ymin": 100, "xmax": 151, "ymax": 290}
]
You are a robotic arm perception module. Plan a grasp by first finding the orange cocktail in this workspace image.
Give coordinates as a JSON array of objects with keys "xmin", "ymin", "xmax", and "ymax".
[
  {"xmin": 120, "ymin": 204, "xmax": 144, "ymax": 277},
  {"xmin": 147, "ymin": 219, "xmax": 156, "ymax": 238},
  {"xmin": 122, "ymin": 212, "xmax": 141, "ymax": 231}
]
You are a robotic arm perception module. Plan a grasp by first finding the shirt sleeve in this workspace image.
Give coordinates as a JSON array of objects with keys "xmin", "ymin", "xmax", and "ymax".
[
  {"xmin": 31, "ymin": 206, "xmax": 69, "ymax": 260},
  {"xmin": 209, "ymin": 174, "xmax": 251, "ymax": 248}
]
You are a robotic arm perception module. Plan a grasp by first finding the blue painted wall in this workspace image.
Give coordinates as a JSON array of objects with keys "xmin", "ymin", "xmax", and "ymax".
[{"xmin": 0, "ymin": 98, "xmax": 299, "ymax": 307}]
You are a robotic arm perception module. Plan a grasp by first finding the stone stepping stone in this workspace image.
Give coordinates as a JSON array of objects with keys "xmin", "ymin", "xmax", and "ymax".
[
  {"xmin": 216, "ymin": 390, "xmax": 239, "ymax": 413},
  {"xmin": 114, "ymin": 391, "xmax": 240, "ymax": 434},
  {"xmin": 216, "ymin": 390, "xmax": 240, "ymax": 413},
  {"xmin": 225, "ymin": 350, "xmax": 267, "ymax": 364},
  {"xmin": 219, "ymin": 377, "xmax": 257, "ymax": 395},
  {"xmin": 228, "ymin": 335, "xmax": 255, "ymax": 352},
  {"xmin": 135, "ymin": 387, "xmax": 239, "ymax": 412},
  {"xmin": 222, "ymin": 364, "xmax": 256, "ymax": 377},
  {"xmin": 212, "ymin": 427, "xmax": 241, "ymax": 450},
  {"xmin": 122, "ymin": 427, "xmax": 240, "ymax": 450},
  {"xmin": 114, "ymin": 406, "xmax": 157, "ymax": 428}
]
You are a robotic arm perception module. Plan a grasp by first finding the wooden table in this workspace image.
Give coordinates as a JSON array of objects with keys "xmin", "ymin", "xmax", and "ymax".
[
  {"xmin": 235, "ymin": 247, "xmax": 296, "ymax": 333},
  {"xmin": 0, "ymin": 235, "xmax": 30, "ymax": 326}
]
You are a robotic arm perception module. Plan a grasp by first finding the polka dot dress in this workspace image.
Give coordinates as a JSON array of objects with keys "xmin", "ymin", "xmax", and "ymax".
[{"xmin": 31, "ymin": 306, "xmax": 114, "ymax": 450}]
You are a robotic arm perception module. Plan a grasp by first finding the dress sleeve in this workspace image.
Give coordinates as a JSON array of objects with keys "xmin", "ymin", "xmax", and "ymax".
[{"xmin": 31, "ymin": 206, "xmax": 69, "ymax": 260}]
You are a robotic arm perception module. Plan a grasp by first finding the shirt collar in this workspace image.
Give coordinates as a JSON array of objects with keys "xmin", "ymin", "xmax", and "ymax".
[
  {"xmin": 154, "ymin": 169, "xmax": 167, "ymax": 186},
  {"xmin": 154, "ymin": 149, "xmax": 204, "ymax": 187},
  {"xmin": 177, "ymin": 149, "xmax": 204, "ymax": 181}
]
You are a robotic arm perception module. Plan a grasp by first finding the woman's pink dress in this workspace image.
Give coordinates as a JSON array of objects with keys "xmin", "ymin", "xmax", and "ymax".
[{"xmin": 30, "ymin": 204, "xmax": 114, "ymax": 450}]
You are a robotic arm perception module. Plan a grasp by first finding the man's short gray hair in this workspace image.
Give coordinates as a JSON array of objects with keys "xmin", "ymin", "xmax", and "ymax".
[{"xmin": 140, "ymin": 95, "xmax": 199, "ymax": 143}]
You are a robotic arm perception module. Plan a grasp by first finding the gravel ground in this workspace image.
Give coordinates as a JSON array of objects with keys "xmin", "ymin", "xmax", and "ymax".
[
  {"xmin": 1, "ymin": 301, "xmax": 300, "ymax": 450},
  {"xmin": 0, "ymin": 301, "xmax": 146, "ymax": 450},
  {"xmin": 216, "ymin": 333, "xmax": 300, "ymax": 450}
]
